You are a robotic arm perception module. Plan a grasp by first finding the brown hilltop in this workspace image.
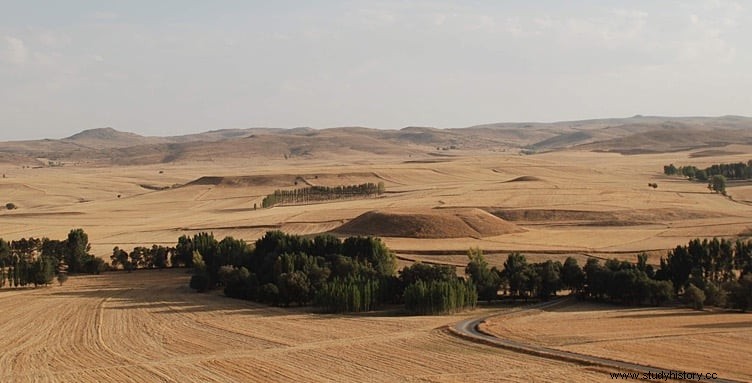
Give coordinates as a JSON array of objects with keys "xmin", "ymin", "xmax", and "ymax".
[{"xmin": 335, "ymin": 208, "xmax": 524, "ymax": 239}]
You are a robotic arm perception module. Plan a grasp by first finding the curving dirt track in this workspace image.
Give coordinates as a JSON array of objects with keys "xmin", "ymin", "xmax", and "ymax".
[
  {"xmin": 1, "ymin": 270, "xmax": 615, "ymax": 382},
  {"xmin": 450, "ymin": 300, "xmax": 745, "ymax": 383}
]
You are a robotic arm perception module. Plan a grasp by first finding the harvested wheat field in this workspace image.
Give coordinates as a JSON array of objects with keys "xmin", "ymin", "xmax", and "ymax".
[
  {"xmin": 0, "ymin": 270, "xmax": 614, "ymax": 382},
  {"xmin": 2, "ymin": 127, "xmax": 752, "ymax": 382},
  {"xmin": 481, "ymin": 301, "xmax": 752, "ymax": 382}
]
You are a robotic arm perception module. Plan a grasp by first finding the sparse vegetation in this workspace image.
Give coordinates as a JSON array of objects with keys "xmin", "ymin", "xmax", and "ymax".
[{"xmin": 5, "ymin": 202, "xmax": 16, "ymax": 210}]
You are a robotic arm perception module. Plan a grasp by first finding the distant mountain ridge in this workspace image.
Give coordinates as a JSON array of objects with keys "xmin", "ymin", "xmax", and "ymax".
[{"xmin": 1, "ymin": 115, "xmax": 751, "ymax": 165}]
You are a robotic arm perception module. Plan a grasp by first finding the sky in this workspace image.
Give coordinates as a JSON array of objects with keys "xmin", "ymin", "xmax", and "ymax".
[{"xmin": 0, "ymin": 0, "xmax": 750, "ymax": 140}]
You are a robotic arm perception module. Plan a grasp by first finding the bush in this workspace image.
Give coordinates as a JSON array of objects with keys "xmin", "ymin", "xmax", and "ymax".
[
  {"xmin": 258, "ymin": 283, "xmax": 279, "ymax": 305},
  {"xmin": 685, "ymin": 284, "xmax": 705, "ymax": 310},
  {"xmin": 703, "ymin": 283, "xmax": 726, "ymax": 307},
  {"xmin": 5, "ymin": 202, "xmax": 16, "ymax": 210},
  {"xmin": 189, "ymin": 274, "xmax": 209, "ymax": 292}
]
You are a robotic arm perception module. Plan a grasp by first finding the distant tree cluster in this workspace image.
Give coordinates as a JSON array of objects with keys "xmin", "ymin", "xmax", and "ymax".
[
  {"xmin": 664, "ymin": 161, "xmax": 752, "ymax": 194},
  {"xmin": 0, "ymin": 228, "xmax": 103, "ymax": 289},
  {"xmin": 111, "ymin": 245, "xmax": 174, "ymax": 271},
  {"xmin": 462, "ymin": 237, "xmax": 752, "ymax": 312},
  {"xmin": 261, "ymin": 182, "xmax": 385, "ymax": 208}
]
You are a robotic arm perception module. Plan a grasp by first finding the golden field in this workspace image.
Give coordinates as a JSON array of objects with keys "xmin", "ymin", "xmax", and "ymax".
[{"xmin": 1, "ymin": 145, "xmax": 751, "ymax": 382}]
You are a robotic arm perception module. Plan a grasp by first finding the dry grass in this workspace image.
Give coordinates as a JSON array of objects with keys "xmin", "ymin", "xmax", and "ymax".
[
  {"xmin": 0, "ymin": 270, "xmax": 612, "ymax": 382},
  {"xmin": 481, "ymin": 301, "xmax": 752, "ymax": 382}
]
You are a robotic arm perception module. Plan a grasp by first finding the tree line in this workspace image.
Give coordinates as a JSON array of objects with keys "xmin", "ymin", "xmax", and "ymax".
[
  {"xmin": 261, "ymin": 182, "xmax": 385, "ymax": 208},
  {"xmin": 663, "ymin": 161, "xmax": 752, "ymax": 194},
  {"xmin": 664, "ymin": 161, "xmax": 752, "ymax": 180},
  {"xmin": 0, "ymin": 228, "xmax": 102, "ymax": 288},
  {"xmin": 462, "ymin": 238, "xmax": 752, "ymax": 311}
]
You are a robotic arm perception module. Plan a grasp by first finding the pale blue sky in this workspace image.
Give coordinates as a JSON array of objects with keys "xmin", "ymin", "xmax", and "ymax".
[{"xmin": 0, "ymin": 1, "xmax": 749, "ymax": 140}]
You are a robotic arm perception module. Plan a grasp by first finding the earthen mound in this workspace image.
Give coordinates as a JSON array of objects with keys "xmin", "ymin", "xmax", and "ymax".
[{"xmin": 335, "ymin": 208, "xmax": 524, "ymax": 238}]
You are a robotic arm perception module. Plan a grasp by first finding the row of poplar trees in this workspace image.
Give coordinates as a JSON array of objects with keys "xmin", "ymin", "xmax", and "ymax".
[{"xmin": 261, "ymin": 182, "xmax": 385, "ymax": 208}]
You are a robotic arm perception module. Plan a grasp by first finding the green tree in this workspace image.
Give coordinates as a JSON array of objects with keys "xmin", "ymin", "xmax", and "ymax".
[
  {"xmin": 65, "ymin": 229, "xmax": 91, "ymax": 274},
  {"xmin": 685, "ymin": 283, "xmax": 705, "ymax": 310},
  {"xmin": 561, "ymin": 257, "xmax": 585, "ymax": 294},
  {"xmin": 502, "ymin": 252, "xmax": 528, "ymax": 298},
  {"xmin": 111, "ymin": 247, "xmax": 131, "ymax": 271},
  {"xmin": 710, "ymin": 174, "xmax": 727, "ymax": 194},
  {"xmin": 467, "ymin": 248, "xmax": 500, "ymax": 301}
]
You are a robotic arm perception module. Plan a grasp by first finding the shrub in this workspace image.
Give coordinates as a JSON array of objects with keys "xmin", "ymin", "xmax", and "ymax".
[
  {"xmin": 258, "ymin": 283, "xmax": 279, "ymax": 305},
  {"xmin": 189, "ymin": 274, "xmax": 209, "ymax": 292},
  {"xmin": 685, "ymin": 284, "xmax": 705, "ymax": 310},
  {"xmin": 5, "ymin": 202, "xmax": 16, "ymax": 210}
]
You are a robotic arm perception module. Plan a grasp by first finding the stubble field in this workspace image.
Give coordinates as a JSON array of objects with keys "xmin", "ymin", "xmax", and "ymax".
[{"xmin": 1, "ymin": 147, "xmax": 751, "ymax": 382}]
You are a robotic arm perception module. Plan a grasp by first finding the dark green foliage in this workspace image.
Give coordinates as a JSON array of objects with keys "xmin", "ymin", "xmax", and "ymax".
[
  {"xmin": 314, "ymin": 278, "xmax": 381, "ymax": 313},
  {"xmin": 561, "ymin": 257, "xmax": 585, "ymax": 294},
  {"xmin": 400, "ymin": 263, "xmax": 456, "ymax": 285},
  {"xmin": 219, "ymin": 266, "xmax": 258, "ymax": 300},
  {"xmin": 710, "ymin": 175, "xmax": 726, "ymax": 194},
  {"xmin": 685, "ymin": 284, "xmax": 705, "ymax": 310},
  {"xmin": 342, "ymin": 236, "xmax": 396, "ymax": 278},
  {"xmin": 727, "ymin": 275, "xmax": 752, "ymax": 312},
  {"xmin": 65, "ymin": 229, "xmax": 91, "ymax": 274},
  {"xmin": 82, "ymin": 257, "xmax": 106, "ymax": 274},
  {"xmin": 189, "ymin": 274, "xmax": 209, "ymax": 293},
  {"xmin": 261, "ymin": 182, "xmax": 385, "ymax": 208},
  {"xmin": 403, "ymin": 279, "xmax": 478, "ymax": 315},
  {"xmin": 258, "ymin": 283, "xmax": 279, "ymax": 305},
  {"xmin": 277, "ymin": 271, "xmax": 311, "ymax": 306},
  {"xmin": 535, "ymin": 260, "xmax": 562, "ymax": 299},
  {"xmin": 173, "ymin": 235, "xmax": 194, "ymax": 267},
  {"xmin": 664, "ymin": 161, "xmax": 752, "ymax": 186},
  {"xmin": 502, "ymin": 252, "xmax": 528, "ymax": 298},
  {"xmin": 467, "ymin": 248, "xmax": 500, "ymax": 301},
  {"xmin": 5, "ymin": 202, "xmax": 16, "ymax": 210}
]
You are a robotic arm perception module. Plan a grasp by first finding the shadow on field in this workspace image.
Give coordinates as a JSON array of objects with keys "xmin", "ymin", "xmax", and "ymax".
[{"xmin": 683, "ymin": 321, "xmax": 752, "ymax": 330}]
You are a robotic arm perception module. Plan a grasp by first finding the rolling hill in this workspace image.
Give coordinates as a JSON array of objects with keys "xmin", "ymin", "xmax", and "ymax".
[{"xmin": 1, "ymin": 115, "xmax": 751, "ymax": 166}]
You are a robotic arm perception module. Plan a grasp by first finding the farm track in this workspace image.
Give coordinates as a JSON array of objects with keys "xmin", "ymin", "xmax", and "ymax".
[{"xmin": 449, "ymin": 299, "xmax": 743, "ymax": 383}]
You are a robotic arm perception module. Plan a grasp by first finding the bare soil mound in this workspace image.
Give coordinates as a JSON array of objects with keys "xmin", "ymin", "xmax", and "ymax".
[{"xmin": 335, "ymin": 208, "xmax": 524, "ymax": 238}]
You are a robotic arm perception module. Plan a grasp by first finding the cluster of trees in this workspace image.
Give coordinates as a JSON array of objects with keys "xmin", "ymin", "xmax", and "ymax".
[
  {"xmin": 186, "ymin": 231, "xmax": 399, "ymax": 312},
  {"xmin": 0, "ymin": 228, "xmax": 100, "ymax": 288},
  {"xmin": 261, "ymin": 182, "xmax": 385, "ymax": 208},
  {"xmin": 656, "ymin": 238, "xmax": 752, "ymax": 310},
  {"xmin": 461, "ymin": 238, "xmax": 752, "ymax": 311},
  {"xmin": 185, "ymin": 230, "xmax": 478, "ymax": 314},
  {"xmin": 664, "ymin": 161, "xmax": 752, "ymax": 180},
  {"xmin": 111, "ymin": 245, "xmax": 174, "ymax": 271},
  {"xmin": 664, "ymin": 161, "xmax": 752, "ymax": 193}
]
